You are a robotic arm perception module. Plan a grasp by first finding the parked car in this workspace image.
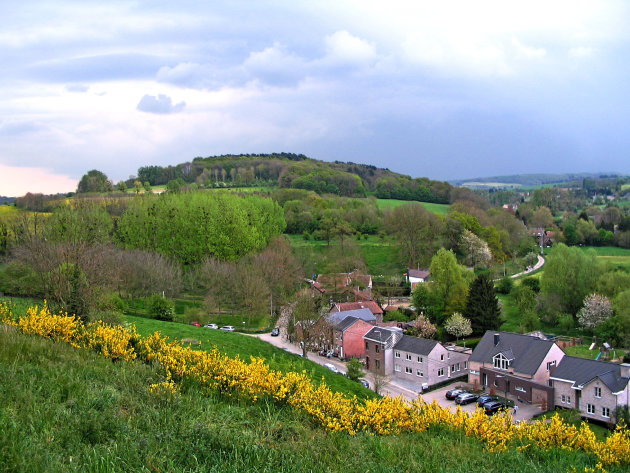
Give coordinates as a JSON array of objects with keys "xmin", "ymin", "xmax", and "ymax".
[
  {"xmin": 476, "ymin": 395, "xmax": 498, "ymax": 408},
  {"xmin": 220, "ymin": 325, "xmax": 235, "ymax": 332},
  {"xmin": 190, "ymin": 321, "xmax": 201, "ymax": 327},
  {"xmin": 359, "ymin": 379, "xmax": 369, "ymax": 389},
  {"xmin": 455, "ymin": 393, "xmax": 478, "ymax": 405},
  {"xmin": 445, "ymin": 388, "xmax": 467, "ymax": 400},
  {"xmin": 204, "ymin": 323, "xmax": 218, "ymax": 329},
  {"xmin": 271, "ymin": 327, "xmax": 280, "ymax": 336},
  {"xmin": 323, "ymin": 363, "xmax": 339, "ymax": 373},
  {"xmin": 484, "ymin": 401, "xmax": 508, "ymax": 415}
]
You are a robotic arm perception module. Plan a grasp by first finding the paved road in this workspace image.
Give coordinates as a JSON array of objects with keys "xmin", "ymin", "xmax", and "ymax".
[{"xmin": 510, "ymin": 254, "xmax": 545, "ymax": 279}]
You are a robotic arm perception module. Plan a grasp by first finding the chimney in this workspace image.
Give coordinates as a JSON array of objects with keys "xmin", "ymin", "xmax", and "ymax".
[
  {"xmin": 494, "ymin": 333, "xmax": 501, "ymax": 346},
  {"xmin": 621, "ymin": 363, "xmax": 630, "ymax": 378}
]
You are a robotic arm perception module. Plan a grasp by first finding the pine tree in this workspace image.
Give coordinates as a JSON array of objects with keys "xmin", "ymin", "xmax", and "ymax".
[{"xmin": 464, "ymin": 274, "xmax": 501, "ymax": 335}]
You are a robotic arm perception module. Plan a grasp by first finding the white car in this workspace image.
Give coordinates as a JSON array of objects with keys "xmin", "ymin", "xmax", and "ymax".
[
  {"xmin": 204, "ymin": 323, "xmax": 219, "ymax": 329},
  {"xmin": 323, "ymin": 363, "xmax": 338, "ymax": 373},
  {"xmin": 220, "ymin": 325, "xmax": 235, "ymax": 332}
]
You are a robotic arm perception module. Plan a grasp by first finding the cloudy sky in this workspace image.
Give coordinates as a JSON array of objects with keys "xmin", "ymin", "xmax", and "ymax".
[{"xmin": 1, "ymin": 0, "xmax": 629, "ymax": 196}]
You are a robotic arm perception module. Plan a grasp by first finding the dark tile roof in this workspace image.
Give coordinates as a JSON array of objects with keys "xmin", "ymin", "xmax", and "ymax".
[
  {"xmin": 407, "ymin": 269, "xmax": 429, "ymax": 279},
  {"xmin": 326, "ymin": 308, "xmax": 375, "ymax": 327},
  {"xmin": 334, "ymin": 316, "xmax": 360, "ymax": 332},
  {"xmin": 393, "ymin": 335, "xmax": 439, "ymax": 356},
  {"xmin": 364, "ymin": 326, "xmax": 399, "ymax": 344},
  {"xmin": 551, "ymin": 356, "xmax": 630, "ymax": 393},
  {"xmin": 469, "ymin": 331, "xmax": 557, "ymax": 376}
]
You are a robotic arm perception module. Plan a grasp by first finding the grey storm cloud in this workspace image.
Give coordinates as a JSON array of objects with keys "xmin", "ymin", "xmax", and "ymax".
[{"xmin": 136, "ymin": 94, "xmax": 186, "ymax": 114}]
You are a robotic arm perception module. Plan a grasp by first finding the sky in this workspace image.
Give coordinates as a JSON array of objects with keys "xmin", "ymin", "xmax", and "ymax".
[{"xmin": 1, "ymin": 0, "xmax": 630, "ymax": 196}]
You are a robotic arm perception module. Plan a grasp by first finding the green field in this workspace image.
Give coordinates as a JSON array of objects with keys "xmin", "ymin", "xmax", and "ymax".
[
  {"xmin": 376, "ymin": 199, "xmax": 450, "ymax": 215},
  {"xmin": 287, "ymin": 234, "xmax": 402, "ymax": 276}
]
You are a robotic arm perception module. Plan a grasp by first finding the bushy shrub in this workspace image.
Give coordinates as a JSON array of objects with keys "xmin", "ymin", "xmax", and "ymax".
[
  {"xmin": 147, "ymin": 294, "xmax": 174, "ymax": 321},
  {"xmin": 496, "ymin": 275, "xmax": 513, "ymax": 295},
  {"xmin": 521, "ymin": 277, "xmax": 540, "ymax": 293}
]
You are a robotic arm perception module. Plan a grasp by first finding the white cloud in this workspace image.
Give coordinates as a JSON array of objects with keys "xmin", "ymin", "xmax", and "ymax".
[
  {"xmin": 323, "ymin": 30, "xmax": 376, "ymax": 65},
  {"xmin": 243, "ymin": 43, "xmax": 307, "ymax": 86},
  {"xmin": 136, "ymin": 94, "xmax": 186, "ymax": 114},
  {"xmin": 512, "ymin": 38, "xmax": 546, "ymax": 59},
  {"xmin": 568, "ymin": 46, "xmax": 595, "ymax": 58}
]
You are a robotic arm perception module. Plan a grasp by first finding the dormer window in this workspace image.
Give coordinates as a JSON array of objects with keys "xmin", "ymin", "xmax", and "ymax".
[{"xmin": 492, "ymin": 353, "xmax": 510, "ymax": 370}]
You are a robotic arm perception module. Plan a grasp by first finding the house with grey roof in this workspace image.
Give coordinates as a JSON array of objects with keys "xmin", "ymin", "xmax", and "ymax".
[
  {"xmin": 326, "ymin": 308, "xmax": 376, "ymax": 326},
  {"xmin": 392, "ymin": 335, "xmax": 471, "ymax": 391},
  {"xmin": 468, "ymin": 331, "xmax": 565, "ymax": 407},
  {"xmin": 330, "ymin": 316, "xmax": 375, "ymax": 359},
  {"xmin": 363, "ymin": 326, "xmax": 403, "ymax": 376},
  {"xmin": 550, "ymin": 356, "xmax": 630, "ymax": 425}
]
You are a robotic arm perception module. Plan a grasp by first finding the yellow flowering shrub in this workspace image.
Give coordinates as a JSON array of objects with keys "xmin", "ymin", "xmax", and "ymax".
[{"xmin": 3, "ymin": 304, "xmax": 630, "ymax": 466}]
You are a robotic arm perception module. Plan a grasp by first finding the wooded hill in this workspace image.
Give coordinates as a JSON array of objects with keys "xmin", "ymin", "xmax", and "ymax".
[{"xmin": 136, "ymin": 153, "xmax": 455, "ymax": 203}]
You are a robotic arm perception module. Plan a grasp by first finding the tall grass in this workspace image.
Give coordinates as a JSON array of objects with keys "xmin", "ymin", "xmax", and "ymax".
[{"xmin": 0, "ymin": 325, "xmax": 618, "ymax": 473}]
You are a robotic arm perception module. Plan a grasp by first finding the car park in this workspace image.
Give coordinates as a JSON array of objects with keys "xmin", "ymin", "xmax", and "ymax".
[
  {"xmin": 271, "ymin": 327, "xmax": 280, "ymax": 336},
  {"xmin": 476, "ymin": 395, "xmax": 498, "ymax": 408},
  {"xmin": 323, "ymin": 363, "xmax": 339, "ymax": 373},
  {"xmin": 220, "ymin": 325, "xmax": 235, "ymax": 332},
  {"xmin": 445, "ymin": 388, "xmax": 467, "ymax": 400},
  {"xmin": 204, "ymin": 323, "xmax": 219, "ymax": 329},
  {"xmin": 484, "ymin": 401, "xmax": 508, "ymax": 415},
  {"xmin": 455, "ymin": 393, "xmax": 478, "ymax": 405}
]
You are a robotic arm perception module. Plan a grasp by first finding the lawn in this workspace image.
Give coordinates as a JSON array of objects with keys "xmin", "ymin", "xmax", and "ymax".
[
  {"xmin": 286, "ymin": 234, "xmax": 402, "ymax": 276},
  {"xmin": 376, "ymin": 198, "xmax": 450, "ymax": 215},
  {"xmin": 123, "ymin": 314, "xmax": 376, "ymax": 400}
]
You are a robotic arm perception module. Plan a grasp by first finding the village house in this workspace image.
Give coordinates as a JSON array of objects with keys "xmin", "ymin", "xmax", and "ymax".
[
  {"xmin": 331, "ymin": 316, "xmax": 375, "ymax": 359},
  {"xmin": 550, "ymin": 356, "xmax": 630, "ymax": 426},
  {"xmin": 392, "ymin": 335, "xmax": 471, "ymax": 391},
  {"xmin": 330, "ymin": 301, "xmax": 384, "ymax": 323},
  {"xmin": 468, "ymin": 331, "xmax": 565, "ymax": 407},
  {"xmin": 405, "ymin": 269, "xmax": 429, "ymax": 290},
  {"xmin": 363, "ymin": 326, "xmax": 403, "ymax": 376}
]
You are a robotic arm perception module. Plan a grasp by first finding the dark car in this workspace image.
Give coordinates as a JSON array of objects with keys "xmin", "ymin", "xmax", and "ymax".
[
  {"xmin": 455, "ymin": 393, "xmax": 478, "ymax": 405},
  {"xmin": 271, "ymin": 327, "xmax": 280, "ymax": 336},
  {"xmin": 484, "ymin": 401, "xmax": 508, "ymax": 415},
  {"xmin": 445, "ymin": 389, "xmax": 467, "ymax": 400},
  {"xmin": 476, "ymin": 395, "xmax": 498, "ymax": 408}
]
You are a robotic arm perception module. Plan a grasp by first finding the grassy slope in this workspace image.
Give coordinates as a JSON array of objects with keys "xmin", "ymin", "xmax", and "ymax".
[
  {"xmin": 376, "ymin": 198, "xmax": 450, "ymax": 215},
  {"xmin": 0, "ymin": 325, "xmax": 614, "ymax": 473},
  {"xmin": 125, "ymin": 314, "xmax": 376, "ymax": 401},
  {"xmin": 287, "ymin": 234, "xmax": 401, "ymax": 276}
]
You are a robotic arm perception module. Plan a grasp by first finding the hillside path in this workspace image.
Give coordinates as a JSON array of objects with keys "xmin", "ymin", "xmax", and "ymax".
[{"xmin": 510, "ymin": 254, "xmax": 545, "ymax": 279}]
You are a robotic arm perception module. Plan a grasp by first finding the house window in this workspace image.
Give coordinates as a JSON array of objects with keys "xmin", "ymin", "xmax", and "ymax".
[
  {"xmin": 515, "ymin": 386, "xmax": 526, "ymax": 393},
  {"xmin": 375, "ymin": 360, "xmax": 380, "ymax": 369},
  {"xmin": 406, "ymin": 354, "xmax": 412, "ymax": 361},
  {"xmin": 375, "ymin": 345, "xmax": 380, "ymax": 353},
  {"xmin": 595, "ymin": 387, "xmax": 602, "ymax": 398},
  {"xmin": 417, "ymin": 356, "xmax": 423, "ymax": 363},
  {"xmin": 547, "ymin": 360, "xmax": 556, "ymax": 371},
  {"xmin": 548, "ymin": 380, "xmax": 553, "ymax": 387},
  {"xmin": 567, "ymin": 396, "xmax": 571, "ymax": 404},
  {"xmin": 456, "ymin": 363, "xmax": 460, "ymax": 371},
  {"xmin": 561, "ymin": 395, "xmax": 566, "ymax": 403},
  {"xmin": 417, "ymin": 370, "xmax": 423, "ymax": 377},
  {"xmin": 394, "ymin": 364, "xmax": 401, "ymax": 372},
  {"xmin": 438, "ymin": 368, "xmax": 444, "ymax": 377},
  {"xmin": 405, "ymin": 366, "xmax": 412, "ymax": 374},
  {"xmin": 464, "ymin": 361, "xmax": 467, "ymax": 369},
  {"xmin": 365, "ymin": 342, "xmax": 369, "ymax": 350},
  {"xmin": 469, "ymin": 369, "xmax": 479, "ymax": 375},
  {"xmin": 395, "ymin": 351, "xmax": 400, "ymax": 358},
  {"xmin": 587, "ymin": 404, "xmax": 595, "ymax": 415},
  {"xmin": 447, "ymin": 352, "xmax": 450, "ymax": 359},
  {"xmin": 602, "ymin": 407, "xmax": 610, "ymax": 418},
  {"xmin": 440, "ymin": 354, "xmax": 444, "ymax": 361},
  {"xmin": 493, "ymin": 355, "xmax": 509, "ymax": 370}
]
